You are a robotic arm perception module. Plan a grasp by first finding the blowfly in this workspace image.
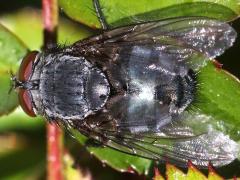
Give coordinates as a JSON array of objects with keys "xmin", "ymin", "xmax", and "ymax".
[{"xmin": 13, "ymin": 16, "xmax": 238, "ymax": 167}]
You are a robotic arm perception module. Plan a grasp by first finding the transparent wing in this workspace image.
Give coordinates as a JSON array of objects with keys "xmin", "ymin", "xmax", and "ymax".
[
  {"xmin": 104, "ymin": 16, "xmax": 236, "ymax": 59},
  {"xmin": 72, "ymin": 16, "xmax": 236, "ymax": 70},
  {"xmin": 103, "ymin": 130, "xmax": 237, "ymax": 167},
  {"xmin": 72, "ymin": 112, "xmax": 239, "ymax": 168}
]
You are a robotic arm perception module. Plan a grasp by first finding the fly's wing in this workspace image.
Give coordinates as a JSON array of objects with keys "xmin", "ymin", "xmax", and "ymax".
[
  {"xmin": 71, "ymin": 113, "xmax": 239, "ymax": 167},
  {"xmin": 72, "ymin": 16, "xmax": 236, "ymax": 71}
]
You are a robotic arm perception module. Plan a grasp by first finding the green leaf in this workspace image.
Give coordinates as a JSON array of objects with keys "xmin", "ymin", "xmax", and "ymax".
[
  {"xmin": 59, "ymin": 0, "xmax": 240, "ymax": 28},
  {"xmin": 59, "ymin": 0, "xmax": 101, "ymax": 29},
  {"xmin": 187, "ymin": 163, "xmax": 207, "ymax": 180},
  {"xmin": 164, "ymin": 162, "xmax": 226, "ymax": 179},
  {"xmin": 0, "ymin": 24, "xmax": 28, "ymax": 115},
  {"xmin": 155, "ymin": 163, "xmax": 235, "ymax": 179},
  {"xmin": 71, "ymin": 129, "xmax": 152, "ymax": 175},
  {"xmin": 166, "ymin": 164, "xmax": 186, "ymax": 180},
  {"xmin": 0, "ymin": 8, "xmax": 93, "ymax": 50},
  {"xmin": 0, "ymin": 24, "xmax": 27, "ymax": 71},
  {"xmin": 0, "ymin": 147, "xmax": 45, "ymax": 180},
  {"xmin": 0, "ymin": 108, "xmax": 44, "ymax": 132},
  {"xmin": 0, "ymin": 74, "xmax": 18, "ymax": 116},
  {"xmin": 195, "ymin": 61, "xmax": 240, "ymax": 141},
  {"xmin": 208, "ymin": 166, "xmax": 224, "ymax": 180}
]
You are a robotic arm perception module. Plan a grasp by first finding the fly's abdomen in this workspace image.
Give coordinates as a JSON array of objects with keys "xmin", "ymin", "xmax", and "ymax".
[{"xmin": 38, "ymin": 55, "xmax": 110, "ymax": 121}]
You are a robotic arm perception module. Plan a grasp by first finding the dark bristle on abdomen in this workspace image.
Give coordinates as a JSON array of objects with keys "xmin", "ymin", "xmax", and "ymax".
[{"xmin": 175, "ymin": 69, "xmax": 197, "ymax": 109}]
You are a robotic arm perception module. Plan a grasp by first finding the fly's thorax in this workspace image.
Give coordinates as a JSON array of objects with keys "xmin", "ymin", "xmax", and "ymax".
[{"xmin": 29, "ymin": 53, "xmax": 110, "ymax": 121}]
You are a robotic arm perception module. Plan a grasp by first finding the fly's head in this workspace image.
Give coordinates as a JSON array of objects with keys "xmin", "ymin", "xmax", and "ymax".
[{"xmin": 12, "ymin": 51, "xmax": 41, "ymax": 117}]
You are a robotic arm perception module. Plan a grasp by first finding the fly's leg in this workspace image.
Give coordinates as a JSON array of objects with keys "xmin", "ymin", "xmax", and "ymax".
[
  {"xmin": 75, "ymin": 121, "xmax": 109, "ymax": 147},
  {"xmin": 73, "ymin": 121, "xmax": 140, "ymax": 155},
  {"xmin": 93, "ymin": 0, "xmax": 108, "ymax": 30},
  {"xmin": 85, "ymin": 138, "xmax": 104, "ymax": 147}
]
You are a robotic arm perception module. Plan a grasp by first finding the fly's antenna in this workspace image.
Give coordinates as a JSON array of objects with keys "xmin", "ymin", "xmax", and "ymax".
[
  {"xmin": 8, "ymin": 70, "xmax": 16, "ymax": 94},
  {"xmin": 93, "ymin": 0, "xmax": 108, "ymax": 30},
  {"xmin": 8, "ymin": 70, "xmax": 24, "ymax": 94}
]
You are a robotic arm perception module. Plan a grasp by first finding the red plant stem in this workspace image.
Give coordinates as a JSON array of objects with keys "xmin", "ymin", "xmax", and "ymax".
[
  {"xmin": 42, "ymin": 0, "xmax": 63, "ymax": 180},
  {"xmin": 47, "ymin": 124, "xmax": 63, "ymax": 180}
]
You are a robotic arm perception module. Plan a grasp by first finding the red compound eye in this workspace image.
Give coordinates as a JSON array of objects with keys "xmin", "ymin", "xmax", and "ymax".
[
  {"xmin": 18, "ymin": 89, "xmax": 36, "ymax": 117},
  {"xmin": 18, "ymin": 51, "xmax": 39, "ymax": 81},
  {"xmin": 18, "ymin": 51, "xmax": 39, "ymax": 117}
]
